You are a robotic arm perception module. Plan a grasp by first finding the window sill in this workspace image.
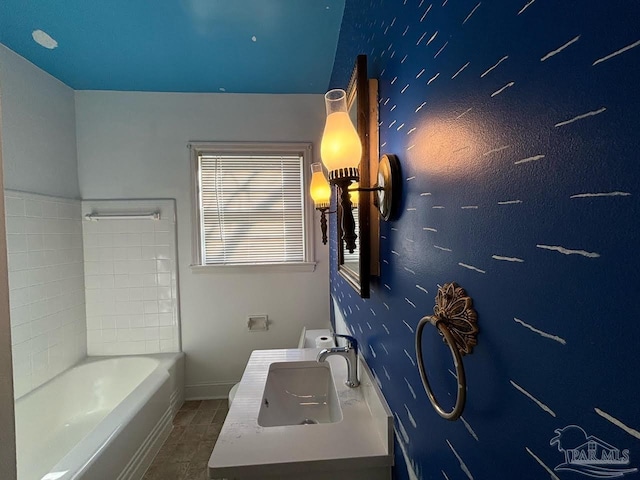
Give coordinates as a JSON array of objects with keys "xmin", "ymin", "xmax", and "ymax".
[{"xmin": 190, "ymin": 262, "xmax": 317, "ymax": 274}]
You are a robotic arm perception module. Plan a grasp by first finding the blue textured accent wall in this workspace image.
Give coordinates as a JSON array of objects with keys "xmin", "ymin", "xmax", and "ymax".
[{"xmin": 330, "ymin": 1, "xmax": 640, "ymax": 478}]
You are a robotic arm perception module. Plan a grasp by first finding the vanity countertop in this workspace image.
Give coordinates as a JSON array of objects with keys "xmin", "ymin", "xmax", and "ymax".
[{"xmin": 208, "ymin": 348, "xmax": 393, "ymax": 479}]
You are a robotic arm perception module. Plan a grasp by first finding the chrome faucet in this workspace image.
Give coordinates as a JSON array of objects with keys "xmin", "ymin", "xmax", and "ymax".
[{"xmin": 317, "ymin": 334, "xmax": 360, "ymax": 388}]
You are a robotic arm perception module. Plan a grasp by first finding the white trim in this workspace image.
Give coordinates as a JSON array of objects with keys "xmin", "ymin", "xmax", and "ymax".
[
  {"xmin": 185, "ymin": 381, "xmax": 236, "ymax": 400},
  {"xmin": 191, "ymin": 262, "xmax": 316, "ymax": 273},
  {"xmin": 189, "ymin": 145, "xmax": 203, "ymax": 265}
]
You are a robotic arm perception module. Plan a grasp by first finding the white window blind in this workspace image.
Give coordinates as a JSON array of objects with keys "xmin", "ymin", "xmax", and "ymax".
[{"xmin": 197, "ymin": 153, "xmax": 306, "ymax": 265}]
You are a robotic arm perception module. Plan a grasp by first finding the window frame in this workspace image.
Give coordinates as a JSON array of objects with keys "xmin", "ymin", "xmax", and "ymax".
[{"xmin": 189, "ymin": 141, "xmax": 317, "ymax": 272}]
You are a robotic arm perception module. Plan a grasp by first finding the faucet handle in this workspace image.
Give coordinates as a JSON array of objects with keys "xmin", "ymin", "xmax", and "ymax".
[{"xmin": 333, "ymin": 333, "xmax": 358, "ymax": 351}]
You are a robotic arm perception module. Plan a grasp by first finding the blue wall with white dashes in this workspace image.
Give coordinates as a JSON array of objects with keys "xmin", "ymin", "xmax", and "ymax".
[{"xmin": 330, "ymin": 1, "xmax": 640, "ymax": 478}]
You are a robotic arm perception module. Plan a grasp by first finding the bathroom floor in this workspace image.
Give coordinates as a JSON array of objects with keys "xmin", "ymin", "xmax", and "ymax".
[{"xmin": 143, "ymin": 399, "xmax": 228, "ymax": 480}]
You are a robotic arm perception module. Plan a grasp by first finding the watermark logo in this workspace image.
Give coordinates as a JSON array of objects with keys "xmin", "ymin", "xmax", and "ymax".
[{"xmin": 550, "ymin": 425, "xmax": 638, "ymax": 478}]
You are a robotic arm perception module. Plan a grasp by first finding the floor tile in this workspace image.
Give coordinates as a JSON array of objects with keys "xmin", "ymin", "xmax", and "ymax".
[
  {"xmin": 181, "ymin": 425, "xmax": 208, "ymax": 443},
  {"xmin": 150, "ymin": 445, "xmax": 174, "ymax": 465},
  {"xmin": 165, "ymin": 425, "xmax": 186, "ymax": 444},
  {"xmin": 144, "ymin": 399, "xmax": 228, "ymax": 480},
  {"xmin": 212, "ymin": 409, "xmax": 227, "ymax": 424},
  {"xmin": 173, "ymin": 409, "xmax": 197, "ymax": 426},
  {"xmin": 180, "ymin": 400, "xmax": 202, "ymax": 411},
  {"xmin": 190, "ymin": 408, "xmax": 216, "ymax": 425},
  {"xmin": 143, "ymin": 461, "xmax": 189, "ymax": 480},
  {"xmin": 199, "ymin": 399, "xmax": 223, "ymax": 411},
  {"xmin": 204, "ymin": 423, "xmax": 222, "ymax": 441},
  {"xmin": 183, "ymin": 462, "xmax": 208, "ymax": 480},
  {"xmin": 192, "ymin": 441, "xmax": 216, "ymax": 463},
  {"xmin": 166, "ymin": 442, "xmax": 201, "ymax": 463}
]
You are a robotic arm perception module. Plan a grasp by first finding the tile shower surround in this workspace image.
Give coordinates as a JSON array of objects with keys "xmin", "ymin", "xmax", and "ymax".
[
  {"xmin": 6, "ymin": 195, "xmax": 180, "ymax": 397},
  {"xmin": 82, "ymin": 199, "xmax": 180, "ymax": 355},
  {"xmin": 5, "ymin": 190, "xmax": 86, "ymax": 399}
]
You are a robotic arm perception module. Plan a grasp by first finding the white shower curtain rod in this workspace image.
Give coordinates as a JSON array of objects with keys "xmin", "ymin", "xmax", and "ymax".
[{"xmin": 84, "ymin": 212, "xmax": 160, "ymax": 221}]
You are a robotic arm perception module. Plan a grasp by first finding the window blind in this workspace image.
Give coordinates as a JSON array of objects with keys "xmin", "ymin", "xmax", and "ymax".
[{"xmin": 198, "ymin": 154, "xmax": 306, "ymax": 265}]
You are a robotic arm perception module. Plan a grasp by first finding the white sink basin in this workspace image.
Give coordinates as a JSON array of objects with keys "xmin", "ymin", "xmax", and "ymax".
[
  {"xmin": 209, "ymin": 348, "xmax": 393, "ymax": 480},
  {"xmin": 258, "ymin": 361, "xmax": 343, "ymax": 427}
]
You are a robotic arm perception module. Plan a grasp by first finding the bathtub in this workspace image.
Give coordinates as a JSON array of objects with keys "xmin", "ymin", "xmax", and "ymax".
[{"xmin": 15, "ymin": 353, "xmax": 184, "ymax": 480}]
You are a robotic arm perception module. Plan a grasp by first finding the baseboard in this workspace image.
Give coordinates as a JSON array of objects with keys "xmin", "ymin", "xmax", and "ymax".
[{"xmin": 185, "ymin": 381, "xmax": 236, "ymax": 400}]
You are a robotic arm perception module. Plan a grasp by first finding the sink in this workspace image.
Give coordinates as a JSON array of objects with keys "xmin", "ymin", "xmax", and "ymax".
[
  {"xmin": 257, "ymin": 361, "xmax": 343, "ymax": 427},
  {"xmin": 209, "ymin": 349, "xmax": 393, "ymax": 480}
]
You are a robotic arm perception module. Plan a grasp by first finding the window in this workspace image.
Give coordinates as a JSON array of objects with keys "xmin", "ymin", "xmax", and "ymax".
[{"xmin": 190, "ymin": 142, "xmax": 315, "ymax": 270}]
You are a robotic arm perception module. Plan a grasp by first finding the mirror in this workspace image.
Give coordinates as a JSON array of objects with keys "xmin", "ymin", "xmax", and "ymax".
[{"xmin": 337, "ymin": 55, "xmax": 379, "ymax": 298}]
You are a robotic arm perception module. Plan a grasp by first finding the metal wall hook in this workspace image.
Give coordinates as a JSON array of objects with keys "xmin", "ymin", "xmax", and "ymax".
[{"xmin": 415, "ymin": 282, "xmax": 479, "ymax": 421}]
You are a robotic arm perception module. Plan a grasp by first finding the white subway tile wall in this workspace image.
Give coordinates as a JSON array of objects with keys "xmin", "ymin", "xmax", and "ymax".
[
  {"xmin": 82, "ymin": 200, "xmax": 180, "ymax": 355},
  {"xmin": 5, "ymin": 191, "xmax": 87, "ymax": 399}
]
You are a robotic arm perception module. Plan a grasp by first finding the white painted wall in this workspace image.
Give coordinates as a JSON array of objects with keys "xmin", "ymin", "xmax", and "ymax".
[
  {"xmin": 0, "ymin": 45, "xmax": 80, "ymax": 198},
  {"xmin": 0, "ymin": 81, "xmax": 18, "ymax": 480},
  {"xmin": 75, "ymin": 91, "xmax": 331, "ymax": 397}
]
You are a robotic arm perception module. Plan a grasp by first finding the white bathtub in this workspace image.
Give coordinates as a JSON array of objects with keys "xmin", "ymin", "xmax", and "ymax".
[{"xmin": 15, "ymin": 353, "xmax": 184, "ymax": 480}]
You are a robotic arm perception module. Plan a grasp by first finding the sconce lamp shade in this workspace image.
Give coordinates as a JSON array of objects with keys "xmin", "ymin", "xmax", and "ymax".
[
  {"xmin": 310, "ymin": 163, "xmax": 332, "ymax": 209},
  {"xmin": 321, "ymin": 89, "xmax": 362, "ymax": 182}
]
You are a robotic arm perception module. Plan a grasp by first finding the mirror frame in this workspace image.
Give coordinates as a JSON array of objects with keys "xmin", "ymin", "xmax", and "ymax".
[{"xmin": 337, "ymin": 55, "xmax": 379, "ymax": 298}]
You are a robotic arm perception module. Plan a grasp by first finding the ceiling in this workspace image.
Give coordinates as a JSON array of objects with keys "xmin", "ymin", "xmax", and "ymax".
[{"xmin": 0, "ymin": 0, "xmax": 346, "ymax": 94}]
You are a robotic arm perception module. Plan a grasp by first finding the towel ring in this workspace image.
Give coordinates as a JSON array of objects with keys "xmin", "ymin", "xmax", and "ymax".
[{"xmin": 415, "ymin": 282, "xmax": 478, "ymax": 421}]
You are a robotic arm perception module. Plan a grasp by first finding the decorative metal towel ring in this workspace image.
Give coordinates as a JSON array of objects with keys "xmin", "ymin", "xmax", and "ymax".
[{"xmin": 415, "ymin": 282, "xmax": 478, "ymax": 421}]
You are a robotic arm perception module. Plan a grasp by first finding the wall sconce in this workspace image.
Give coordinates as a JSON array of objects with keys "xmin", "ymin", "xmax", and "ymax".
[
  {"xmin": 320, "ymin": 88, "xmax": 361, "ymax": 253},
  {"xmin": 310, "ymin": 162, "xmax": 333, "ymax": 244},
  {"xmin": 318, "ymin": 89, "xmax": 400, "ymax": 253}
]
